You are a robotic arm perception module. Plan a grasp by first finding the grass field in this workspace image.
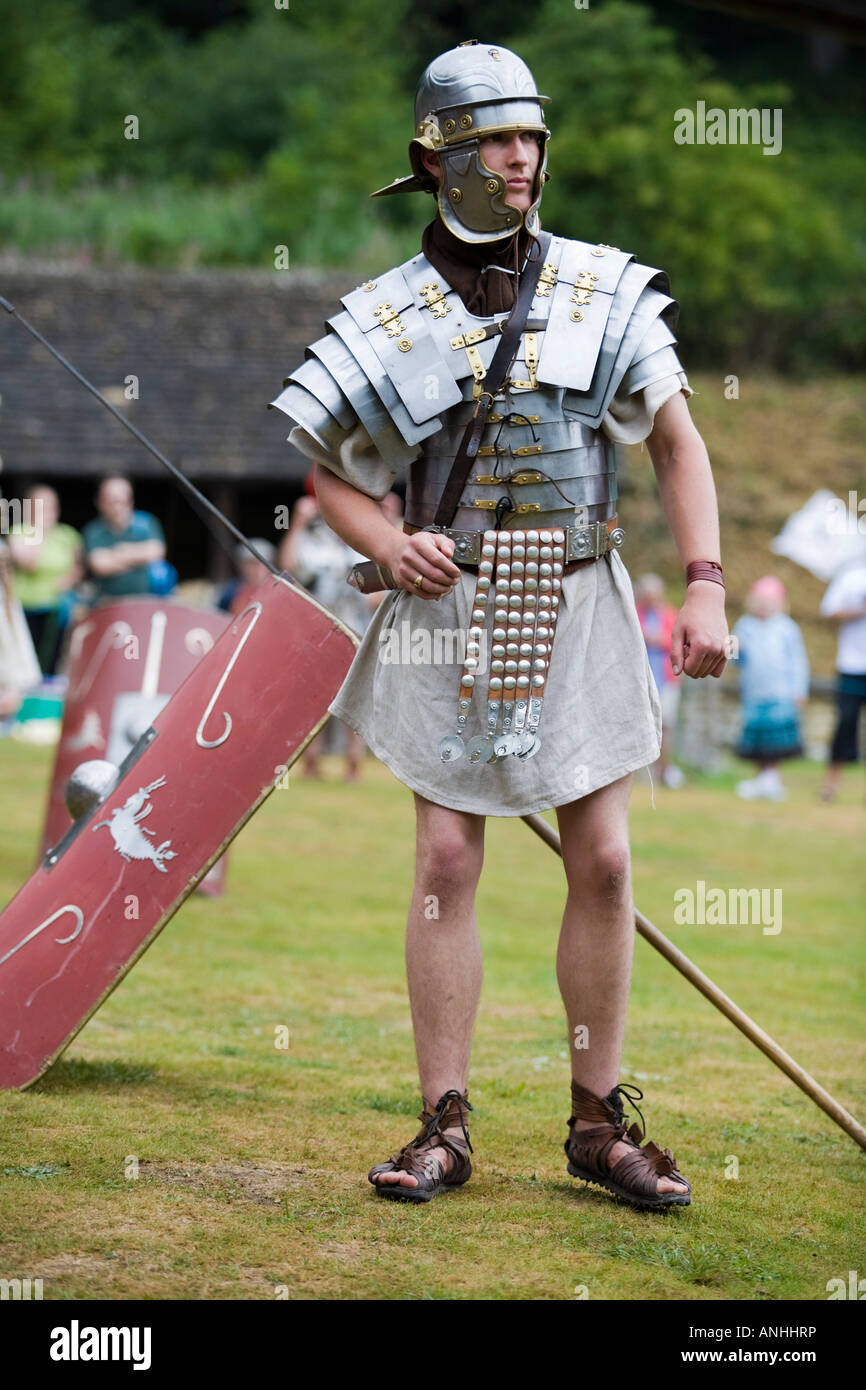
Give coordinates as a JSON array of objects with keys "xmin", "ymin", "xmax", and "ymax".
[{"xmin": 0, "ymin": 740, "xmax": 863, "ymax": 1302}]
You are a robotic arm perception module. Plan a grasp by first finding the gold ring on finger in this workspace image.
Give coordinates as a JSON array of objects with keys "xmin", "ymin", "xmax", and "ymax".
[{"xmin": 414, "ymin": 573, "xmax": 424, "ymax": 590}]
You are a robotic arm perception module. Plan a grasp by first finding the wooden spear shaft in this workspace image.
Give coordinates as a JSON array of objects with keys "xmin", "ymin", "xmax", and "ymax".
[{"xmin": 521, "ymin": 811, "xmax": 866, "ymax": 1152}]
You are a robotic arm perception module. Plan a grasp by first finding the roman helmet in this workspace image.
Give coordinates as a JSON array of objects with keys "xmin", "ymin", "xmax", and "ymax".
[{"xmin": 372, "ymin": 40, "xmax": 550, "ymax": 245}]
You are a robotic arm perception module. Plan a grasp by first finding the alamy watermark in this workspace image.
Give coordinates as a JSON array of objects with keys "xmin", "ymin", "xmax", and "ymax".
[
  {"xmin": 674, "ymin": 101, "xmax": 782, "ymax": 156},
  {"xmin": 826, "ymin": 491, "xmax": 865, "ymax": 536},
  {"xmin": 1, "ymin": 1276, "xmax": 43, "ymax": 1299},
  {"xmin": 0, "ymin": 497, "xmax": 44, "ymax": 544},
  {"xmin": 379, "ymin": 620, "xmax": 488, "ymax": 670},
  {"xmin": 50, "ymin": 1322, "xmax": 152, "ymax": 1369},
  {"xmin": 827, "ymin": 1270, "xmax": 865, "ymax": 1299},
  {"xmin": 674, "ymin": 880, "xmax": 782, "ymax": 935}
]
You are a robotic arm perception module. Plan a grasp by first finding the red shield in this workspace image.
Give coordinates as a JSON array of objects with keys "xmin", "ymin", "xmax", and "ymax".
[
  {"xmin": 42, "ymin": 598, "xmax": 230, "ymax": 857},
  {"xmin": 0, "ymin": 576, "xmax": 359, "ymax": 1089}
]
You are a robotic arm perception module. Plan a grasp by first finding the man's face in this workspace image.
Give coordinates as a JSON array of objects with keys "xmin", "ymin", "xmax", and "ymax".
[
  {"xmin": 241, "ymin": 557, "xmax": 267, "ymax": 585},
  {"xmin": 30, "ymin": 487, "xmax": 59, "ymax": 531},
  {"xmin": 478, "ymin": 131, "xmax": 542, "ymax": 212},
  {"xmin": 98, "ymin": 480, "xmax": 133, "ymax": 530}
]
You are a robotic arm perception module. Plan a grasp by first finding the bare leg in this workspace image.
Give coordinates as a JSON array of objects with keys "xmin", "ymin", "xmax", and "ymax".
[
  {"xmin": 344, "ymin": 730, "xmax": 364, "ymax": 782},
  {"xmin": 373, "ymin": 793, "xmax": 485, "ymax": 1189},
  {"xmin": 658, "ymin": 726, "xmax": 672, "ymax": 777},
  {"xmin": 820, "ymin": 762, "xmax": 843, "ymax": 800},
  {"xmin": 303, "ymin": 729, "xmax": 323, "ymax": 779},
  {"xmin": 555, "ymin": 774, "xmax": 688, "ymax": 1196}
]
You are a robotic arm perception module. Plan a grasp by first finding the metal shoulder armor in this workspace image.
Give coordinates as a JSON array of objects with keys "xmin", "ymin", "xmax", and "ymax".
[
  {"xmin": 270, "ymin": 255, "xmax": 468, "ymax": 471},
  {"xmin": 535, "ymin": 236, "xmax": 683, "ymax": 424}
]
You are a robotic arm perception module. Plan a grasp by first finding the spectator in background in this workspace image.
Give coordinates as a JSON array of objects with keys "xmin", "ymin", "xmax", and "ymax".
[
  {"xmin": 82, "ymin": 475, "xmax": 167, "ymax": 603},
  {"xmin": 8, "ymin": 483, "xmax": 83, "ymax": 675},
  {"xmin": 733, "ymin": 576, "xmax": 809, "ymax": 802},
  {"xmin": 818, "ymin": 556, "xmax": 866, "ymax": 802},
  {"xmin": 0, "ymin": 511, "xmax": 41, "ymax": 720},
  {"xmin": 216, "ymin": 538, "xmax": 278, "ymax": 616},
  {"xmin": 635, "ymin": 573, "xmax": 684, "ymax": 788},
  {"xmin": 279, "ymin": 476, "xmax": 402, "ymax": 781}
]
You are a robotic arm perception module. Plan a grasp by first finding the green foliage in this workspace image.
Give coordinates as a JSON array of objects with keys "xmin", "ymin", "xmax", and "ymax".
[
  {"xmin": 513, "ymin": 0, "xmax": 866, "ymax": 370},
  {"xmin": 0, "ymin": 0, "xmax": 863, "ymax": 366}
]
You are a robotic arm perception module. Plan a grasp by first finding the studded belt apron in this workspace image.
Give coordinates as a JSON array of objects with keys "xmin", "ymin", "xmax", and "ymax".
[{"xmin": 438, "ymin": 526, "xmax": 567, "ymax": 765}]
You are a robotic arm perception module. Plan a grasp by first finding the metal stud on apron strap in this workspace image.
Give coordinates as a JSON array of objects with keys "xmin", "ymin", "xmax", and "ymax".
[{"xmin": 437, "ymin": 528, "xmax": 566, "ymax": 764}]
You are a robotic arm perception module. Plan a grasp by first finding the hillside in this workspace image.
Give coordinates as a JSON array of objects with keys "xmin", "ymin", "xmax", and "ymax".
[{"xmin": 622, "ymin": 371, "xmax": 866, "ymax": 677}]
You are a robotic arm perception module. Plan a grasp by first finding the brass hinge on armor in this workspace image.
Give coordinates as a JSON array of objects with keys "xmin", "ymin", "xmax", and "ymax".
[
  {"xmin": 486, "ymin": 412, "xmax": 540, "ymax": 425},
  {"xmin": 474, "ymin": 443, "xmax": 542, "ymax": 459},
  {"xmin": 508, "ymin": 331, "xmax": 539, "ymax": 391},
  {"xmin": 465, "ymin": 343, "xmax": 487, "ymax": 401},
  {"xmin": 449, "ymin": 320, "xmax": 547, "ymax": 352},
  {"xmin": 568, "ymin": 270, "xmax": 599, "ymax": 324},
  {"xmin": 373, "ymin": 301, "xmax": 408, "ymax": 338},
  {"xmin": 536, "ymin": 262, "xmax": 559, "ymax": 296},
  {"xmin": 450, "ymin": 327, "xmax": 488, "ymax": 350},
  {"xmin": 419, "ymin": 282, "xmax": 452, "ymax": 318},
  {"xmin": 473, "ymin": 470, "xmax": 544, "ymax": 485},
  {"xmin": 472, "ymin": 499, "xmax": 541, "ymax": 513}
]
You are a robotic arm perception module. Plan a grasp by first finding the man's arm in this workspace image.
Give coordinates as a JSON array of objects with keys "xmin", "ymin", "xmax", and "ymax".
[
  {"xmin": 312, "ymin": 463, "xmax": 461, "ymax": 599},
  {"xmin": 88, "ymin": 541, "xmax": 155, "ymax": 575},
  {"xmin": 645, "ymin": 391, "xmax": 728, "ymax": 679},
  {"xmin": 87, "ymin": 539, "xmax": 164, "ymax": 576},
  {"xmin": 7, "ymin": 534, "xmax": 41, "ymax": 570},
  {"xmin": 823, "ymin": 605, "xmax": 866, "ymax": 623}
]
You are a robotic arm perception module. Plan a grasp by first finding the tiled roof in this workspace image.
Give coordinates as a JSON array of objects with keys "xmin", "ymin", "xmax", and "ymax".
[{"xmin": 0, "ymin": 259, "xmax": 356, "ymax": 482}]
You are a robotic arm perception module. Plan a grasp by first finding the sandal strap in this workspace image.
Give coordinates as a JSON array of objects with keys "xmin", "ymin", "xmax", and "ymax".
[
  {"xmin": 608, "ymin": 1141, "xmax": 691, "ymax": 1199},
  {"xmin": 418, "ymin": 1088, "xmax": 474, "ymax": 1155},
  {"xmin": 368, "ymin": 1089, "xmax": 474, "ymax": 1189},
  {"xmin": 566, "ymin": 1079, "xmax": 690, "ymax": 1199},
  {"xmin": 569, "ymin": 1078, "xmax": 647, "ymax": 1139}
]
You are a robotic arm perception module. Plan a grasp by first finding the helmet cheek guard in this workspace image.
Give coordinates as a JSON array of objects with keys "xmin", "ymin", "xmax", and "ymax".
[
  {"xmin": 371, "ymin": 41, "xmax": 551, "ymax": 246},
  {"xmin": 440, "ymin": 134, "xmax": 549, "ymax": 243}
]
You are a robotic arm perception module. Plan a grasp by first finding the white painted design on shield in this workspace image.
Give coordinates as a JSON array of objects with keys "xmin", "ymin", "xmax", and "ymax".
[
  {"xmin": 185, "ymin": 627, "xmax": 215, "ymax": 657},
  {"xmin": 0, "ymin": 905, "xmax": 85, "ymax": 970},
  {"xmin": 66, "ymin": 709, "xmax": 106, "ymax": 751},
  {"xmin": 92, "ymin": 776, "xmax": 177, "ymax": 872},
  {"xmin": 140, "ymin": 610, "xmax": 167, "ymax": 699},
  {"xmin": 68, "ymin": 621, "xmax": 134, "ymax": 701},
  {"xmin": 195, "ymin": 602, "xmax": 262, "ymax": 749}
]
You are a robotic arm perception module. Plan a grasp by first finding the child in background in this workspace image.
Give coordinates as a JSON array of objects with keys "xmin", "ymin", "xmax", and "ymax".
[
  {"xmin": 635, "ymin": 573, "xmax": 684, "ymax": 788},
  {"xmin": 733, "ymin": 576, "xmax": 809, "ymax": 801}
]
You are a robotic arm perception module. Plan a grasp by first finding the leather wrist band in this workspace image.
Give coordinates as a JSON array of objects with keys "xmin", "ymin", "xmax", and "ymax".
[{"xmin": 686, "ymin": 560, "xmax": 725, "ymax": 589}]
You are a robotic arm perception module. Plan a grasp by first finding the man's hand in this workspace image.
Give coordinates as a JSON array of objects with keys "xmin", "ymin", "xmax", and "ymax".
[
  {"xmin": 389, "ymin": 531, "xmax": 462, "ymax": 599},
  {"xmin": 291, "ymin": 495, "xmax": 319, "ymax": 529},
  {"xmin": 671, "ymin": 581, "xmax": 728, "ymax": 678}
]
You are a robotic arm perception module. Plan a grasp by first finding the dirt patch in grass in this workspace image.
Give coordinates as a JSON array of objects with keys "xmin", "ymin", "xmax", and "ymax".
[
  {"xmin": 33, "ymin": 1253, "xmax": 119, "ymax": 1279},
  {"xmin": 138, "ymin": 1160, "xmax": 314, "ymax": 1206}
]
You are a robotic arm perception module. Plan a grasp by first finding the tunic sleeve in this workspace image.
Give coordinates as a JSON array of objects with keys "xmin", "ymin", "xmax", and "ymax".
[
  {"xmin": 287, "ymin": 420, "xmax": 417, "ymax": 503},
  {"xmin": 601, "ymin": 311, "xmax": 694, "ymax": 445}
]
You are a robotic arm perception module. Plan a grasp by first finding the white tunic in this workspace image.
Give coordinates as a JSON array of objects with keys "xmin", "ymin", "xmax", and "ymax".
[{"xmin": 290, "ymin": 373, "xmax": 691, "ymax": 815}]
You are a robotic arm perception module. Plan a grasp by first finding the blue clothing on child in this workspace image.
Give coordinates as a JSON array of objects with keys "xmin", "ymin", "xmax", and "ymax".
[{"xmin": 733, "ymin": 613, "xmax": 809, "ymax": 761}]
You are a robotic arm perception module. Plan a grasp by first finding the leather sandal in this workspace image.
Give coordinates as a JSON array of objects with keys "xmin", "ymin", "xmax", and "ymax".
[
  {"xmin": 368, "ymin": 1089, "xmax": 473, "ymax": 1204},
  {"xmin": 565, "ymin": 1079, "xmax": 691, "ymax": 1211}
]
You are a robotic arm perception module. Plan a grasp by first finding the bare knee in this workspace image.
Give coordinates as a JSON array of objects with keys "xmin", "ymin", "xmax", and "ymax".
[
  {"xmin": 564, "ymin": 841, "xmax": 631, "ymax": 902},
  {"xmin": 415, "ymin": 828, "xmax": 484, "ymax": 910}
]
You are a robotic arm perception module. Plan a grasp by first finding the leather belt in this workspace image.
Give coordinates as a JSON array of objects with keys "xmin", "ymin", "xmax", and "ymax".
[{"xmin": 403, "ymin": 515, "xmax": 625, "ymax": 574}]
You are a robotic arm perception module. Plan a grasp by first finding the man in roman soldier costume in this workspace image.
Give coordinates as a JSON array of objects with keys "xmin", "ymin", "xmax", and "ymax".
[{"xmin": 271, "ymin": 41, "xmax": 729, "ymax": 1209}]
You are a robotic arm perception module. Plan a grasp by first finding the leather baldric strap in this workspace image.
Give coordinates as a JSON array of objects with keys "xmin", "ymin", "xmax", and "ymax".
[{"xmin": 432, "ymin": 230, "xmax": 552, "ymax": 531}]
